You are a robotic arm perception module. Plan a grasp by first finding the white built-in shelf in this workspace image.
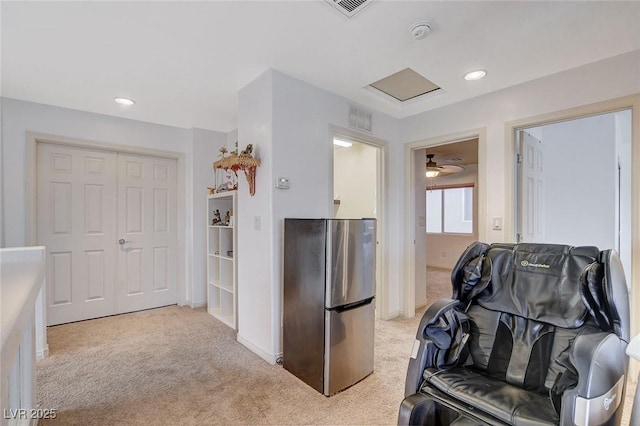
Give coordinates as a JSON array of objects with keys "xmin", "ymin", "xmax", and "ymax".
[{"xmin": 207, "ymin": 191, "xmax": 237, "ymax": 330}]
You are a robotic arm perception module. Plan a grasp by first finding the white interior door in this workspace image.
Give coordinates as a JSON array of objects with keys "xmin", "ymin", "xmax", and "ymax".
[
  {"xmin": 518, "ymin": 131, "xmax": 545, "ymax": 243},
  {"xmin": 37, "ymin": 144, "xmax": 178, "ymax": 325},
  {"xmin": 116, "ymin": 154, "xmax": 177, "ymax": 313},
  {"xmin": 37, "ymin": 143, "xmax": 117, "ymax": 325}
]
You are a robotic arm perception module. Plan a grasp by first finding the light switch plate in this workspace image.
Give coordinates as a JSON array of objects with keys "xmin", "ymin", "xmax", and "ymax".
[{"xmin": 492, "ymin": 217, "xmax": 503, "ymax": 231}]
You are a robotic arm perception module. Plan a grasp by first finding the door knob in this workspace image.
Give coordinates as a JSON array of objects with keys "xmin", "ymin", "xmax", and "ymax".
[{"xmin": 118, "ymin": 239, "xmax": 131, "ymax": 245}]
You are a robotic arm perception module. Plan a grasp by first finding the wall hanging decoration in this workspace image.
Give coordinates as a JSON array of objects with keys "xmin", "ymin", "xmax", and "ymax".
[{"xmin": 213, "ymin": 144, "xmax": 261, "ymax": 196}]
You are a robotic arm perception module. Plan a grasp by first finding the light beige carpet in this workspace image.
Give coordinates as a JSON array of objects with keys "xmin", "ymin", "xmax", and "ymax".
[
  {"xmin": 426, "ymin": 267, "xmax": 453, "ymax": 304},
  {"xmin": 37, "ymin": 303, "xmax": 636, "ymax": 425},
  {"xmin": 37, "ymin": 305, "xmax": 423, "ymax": 425}
]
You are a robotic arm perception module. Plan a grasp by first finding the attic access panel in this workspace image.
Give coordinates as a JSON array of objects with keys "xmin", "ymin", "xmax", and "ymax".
[{"xmin": 369, "ymin": 68, "xmax": 441, "ymax": 102}]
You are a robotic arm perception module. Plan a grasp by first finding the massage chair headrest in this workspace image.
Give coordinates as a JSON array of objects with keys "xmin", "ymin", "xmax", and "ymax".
[{"xmin": 451, "ymin": 242, "xmax": 629, "ymax": 338}]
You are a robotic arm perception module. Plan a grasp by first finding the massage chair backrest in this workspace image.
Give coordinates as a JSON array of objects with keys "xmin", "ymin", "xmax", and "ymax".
[
  {"xmin": 451, "ymin": 242, "xmax": 629, "ymax": 341},
  {"xmin": 447, "ymin": 242, "xmax": 629, "ymax": 398}
]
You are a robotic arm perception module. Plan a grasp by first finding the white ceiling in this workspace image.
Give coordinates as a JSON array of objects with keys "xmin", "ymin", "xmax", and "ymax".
[{"xmin": 2, "ymin": 1, "xmax": 639, "ymax": 133}]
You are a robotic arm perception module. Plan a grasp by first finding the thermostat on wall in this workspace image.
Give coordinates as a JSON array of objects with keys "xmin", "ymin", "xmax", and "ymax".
[{"xmin": 276, "ymin": 177, "xmax": 290, "ymax": 189}]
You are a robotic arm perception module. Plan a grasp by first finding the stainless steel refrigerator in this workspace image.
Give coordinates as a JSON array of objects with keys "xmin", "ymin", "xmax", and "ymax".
[{"xmin": 283, "ymin": 218, "xmax": 376, "ymax": 396}]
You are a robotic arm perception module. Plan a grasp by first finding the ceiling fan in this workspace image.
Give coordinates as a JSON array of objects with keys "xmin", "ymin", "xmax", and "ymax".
[{"xmin": 425, "ymin": 154, "xmax": 465, "ymax": 177}]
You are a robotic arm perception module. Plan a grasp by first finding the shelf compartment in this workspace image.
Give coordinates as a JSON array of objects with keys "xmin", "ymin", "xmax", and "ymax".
[
  {"xmin": 219, "ymin": 227, "xmax": 233, "ymax": 257},
  {"xmin": 208, "ymin": 227, "xmax": 220, "ymax": 256},
  {"xmin": 220, "ymin": 290, "xmax": 234, "ymax": 320},
  {"xmin": 208, "ymin": 196, "xmax": 234, "ymax": 226},
  {"xmin": 207, "ymin": 256, "xmax": 220, "ymax": 284},
  {"xmin": 208, "ymin": 283, "xmax": 221, "ymax": 315},
  {"xmin": 220, "ymin": 259, "xmax": 234, "ymax": 292}
]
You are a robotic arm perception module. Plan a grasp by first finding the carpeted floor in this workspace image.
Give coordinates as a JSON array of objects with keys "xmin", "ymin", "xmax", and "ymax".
[
  {"xmin": 426, "ymin": 267, "xmax": 453, "ymax": 304},
  {"xmin": 37, "ymin": 305, "xmax": 424, "ymax": 425},
  {"xmin": 37, "ymin": 284, "xmax": 636, "ymax": 425}
]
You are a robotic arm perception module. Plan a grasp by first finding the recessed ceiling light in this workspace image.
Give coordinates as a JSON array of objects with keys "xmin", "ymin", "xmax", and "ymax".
[
  {"xmin": 333, "ymin": 138, "xmax": 352, "ymax": 148},
  {"xmin": 114, "ymin": 97, "xmax": 135, "ymax": 106},
  {"xmin": 464, "ymin": 70, "xmax": 487, "ymax": 81}
]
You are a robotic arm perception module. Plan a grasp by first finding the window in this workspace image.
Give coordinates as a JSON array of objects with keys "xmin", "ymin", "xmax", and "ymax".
[{"xmin": 426, "ymin": 185, "xmax": 474, "ymax": 234}]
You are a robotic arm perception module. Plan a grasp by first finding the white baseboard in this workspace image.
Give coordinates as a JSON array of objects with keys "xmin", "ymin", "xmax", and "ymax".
[
  {"xmin": 380, "ymin": 310, "xmax": 400, "ymax": 320},
  {"xmin": 190, "ymin": 300, "xmax": 207, "ymax": 309},
  {"xmin": 415, "ymin": 298, "xmax": 429, "ymax": 310},
  {"xmin": 36, "ymin": 345, "xmax": 49, "ymax": 361},
  {"xmin": 236, "ymin": 334, "xmax": 277, "ymax": 365}
]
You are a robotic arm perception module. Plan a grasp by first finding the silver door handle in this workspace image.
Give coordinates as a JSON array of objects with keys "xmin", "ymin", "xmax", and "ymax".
[{"xmin": 118, "ymin": 239, "xmax": 132, "ymax": 245}]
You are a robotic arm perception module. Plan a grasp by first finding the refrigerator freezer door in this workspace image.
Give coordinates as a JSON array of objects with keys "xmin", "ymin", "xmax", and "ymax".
[
  {"xmin": 283, "ymin": 219, "xmax": 327, "ymax": 393},
  {"xmin": 326, "ymin": 219, "xmax": 376, "ymax": 309},
  {"xmin": 324, "ymin": 300, "xmax": 375, "ymax": 395}
]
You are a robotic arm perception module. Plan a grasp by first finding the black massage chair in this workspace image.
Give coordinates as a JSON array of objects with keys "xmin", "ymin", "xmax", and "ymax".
[{"xmin": 399, "ymin": 242, "xmax": 630, "ymax": 426}]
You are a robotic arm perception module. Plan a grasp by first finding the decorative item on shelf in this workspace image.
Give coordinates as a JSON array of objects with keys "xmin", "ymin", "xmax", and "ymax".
[
  {"xmin": 224, "ymin": 211, "xmax": 231, "ymax": 226},
  {"xmin": 208, "ymin": 187, "xmax": 215, "ymax": 195},
  {"xmin": 225, "ymin": 169, "xmax": 238, "ymax": 191},
  {"xmin": 213, "ymin": 144, "xmax": 261, "ymax": 196},
  {"xmin": 213, "ymin": 147, "xmax": 238, "ymax": 192},
  {"xmin": 211, "ymin": 209, "xmax": 222, "ymax": 225}
]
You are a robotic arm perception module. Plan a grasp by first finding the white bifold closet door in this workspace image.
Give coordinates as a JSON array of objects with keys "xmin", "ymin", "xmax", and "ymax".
[{"xmin": 37, "ymin": 143, "xmax": 177, "ymax": 326}]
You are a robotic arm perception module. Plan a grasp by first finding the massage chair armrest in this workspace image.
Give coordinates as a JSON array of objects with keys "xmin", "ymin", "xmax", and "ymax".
[
  {"xmin": 398, "ymin": 393, "xmax": 436, "ymax": 426},
  {"xmin": 561, "ymin": 331, "xmax": 628, "ymax": 426},
  {"xmin": 404, "ymin": 298, "xmax": 459, "ymax": 397}
]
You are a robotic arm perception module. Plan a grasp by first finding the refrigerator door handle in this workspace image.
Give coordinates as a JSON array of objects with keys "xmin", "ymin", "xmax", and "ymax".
[{"xmin": 328, "ymin": 297, "xmax": 374, "ymax": 313}]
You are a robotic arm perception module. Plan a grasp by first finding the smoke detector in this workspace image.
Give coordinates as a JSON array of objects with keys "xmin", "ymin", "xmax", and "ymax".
[{"xmin": 411, "ymin": 22, "xmax": 432, "ymax": 40}]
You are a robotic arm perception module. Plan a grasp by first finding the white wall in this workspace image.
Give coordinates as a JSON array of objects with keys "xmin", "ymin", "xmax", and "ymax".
[
  {"xmin": 0, "ymin": 94, "xmax": 3, "ymax": 248},
  {"xmin": 401, "ymin": 50, "xmax": 640, "ymax": 244},
  {"xmin": 0, "ymin": 97, "xmax": 222, "ymax": 308},
  {"xmin": 191, "ymin": 128, "xmax": 227, "ymax": 306},
  {"xmin": 236, "ymin": 51, "xmax": 640, "ymax": 364},
  {"xmin": 334, "ymin": 142, "xmax": 377, "ymax": 219},
  {"xmin": 236, "ymin": 70, "xmax": 275, "ymax": 361},
  {"xmin": 414, "ymin": 149, "xmax": 427, "ymax": 307},
  {"xmin": 0, "ymin": 0, "xmax": 4, "ymax": 247},
  {"xmin": 226, "ymin": 129, "xmax": 238, "ymax": 152},
  {"xmin": 237, "ymin": 69, "xmax": 400, "ymax": 363},
  {"xmin": 537, "ymin": 114, "xmax": 616, "ymax": 248},
  {"xmin": 400, "ymin": 50, "xmax": 640, "ymax": 330},
  {"xmin": 1, "ymin": 98, "xmax": 190, "ymax": 246},
  {"xmin": 616, "ymin": 110, "xmax": 632, "ymax": 288}
]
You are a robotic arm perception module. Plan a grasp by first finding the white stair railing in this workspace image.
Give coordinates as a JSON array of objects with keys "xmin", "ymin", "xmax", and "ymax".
[{"xmin": 1, "ymin": 247, "xmax": 47, "ymax": 425}]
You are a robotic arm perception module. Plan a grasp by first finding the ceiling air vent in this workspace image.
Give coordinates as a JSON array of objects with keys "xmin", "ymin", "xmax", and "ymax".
[
  {"xmin": 348, "ymin": 105, "xmax": 372, "ymax": 133},
  {"xmin": 325, "ymin": 0, "xmax": 376, "ymax": 18}
]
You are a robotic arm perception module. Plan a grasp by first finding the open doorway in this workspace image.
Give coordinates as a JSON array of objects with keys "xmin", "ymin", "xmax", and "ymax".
[
  {"xmin": 415, "ymin": 139, "xmax": 479, "ymax": 308},
  {"xmin": 515, "ymin": 109, "xmax": 632, "ymax": 287},
  {"xmin": 403, "ymin": 128, "xmax": 486, "ymax": 318},
  {"xmin": 333, "ymin": 138, "xmax": 378, "ymax": 219},
  {"xmin": 332, "ymin": 134, "xmax": 384, "ymax": 313}
]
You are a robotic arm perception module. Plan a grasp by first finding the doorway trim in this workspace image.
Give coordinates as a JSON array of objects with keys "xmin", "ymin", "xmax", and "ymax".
[
  {"xmin": 25, "ymin": 132, "xmax": 187, "ymax": 306},
  {"xmin": 504, "ymin": 93, "xmax": 640, "ymax": 374},
  {"xmin": 330, "ymin": 125, "xmax": 390, "ymax": 319},
  {"xmin": 403, "ymin": 127, "xmax": 487, "ymax": 319}
]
